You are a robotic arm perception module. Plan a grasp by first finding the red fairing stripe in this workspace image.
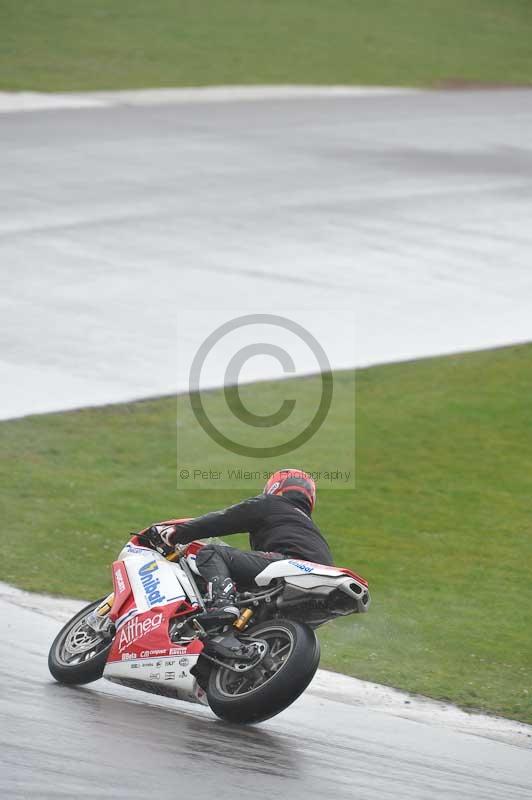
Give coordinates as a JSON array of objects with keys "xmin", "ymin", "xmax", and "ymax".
[
  {"xmin": 128, "ymin": 535, "xmax": 205, "ymax": 557},
  {"xmin": 106, "ymin": 604, "xmax": 204, "ymax": 663},
  {"xmin": 338, "ymin": 567, "xmax": 368, "ymax": 588},
  {"xmin": 183, "ymin": 540, "xmax": 206, "ymax": 557},
  {"xmin": 109, "ymin": 561, "xmax": 134, "ymax": 621}
]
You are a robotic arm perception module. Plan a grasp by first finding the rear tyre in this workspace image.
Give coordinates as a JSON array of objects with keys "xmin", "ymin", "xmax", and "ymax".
[
  {"xmin": 206, "ymin": 619, "xmax": 320, "ymax": 724},
  {"xmin": 48, "ymin": 598, "xmax": 113, "ymax": 685}
]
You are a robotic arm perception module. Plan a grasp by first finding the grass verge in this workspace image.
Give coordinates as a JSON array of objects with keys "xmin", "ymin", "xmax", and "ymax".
[
  {"xmin": 2, "ymin": 0, "xmax": 532, "ymax": 91},
  {"xmin": 1, "ymin": 343, "xmax": 532, "ymax": 722}
]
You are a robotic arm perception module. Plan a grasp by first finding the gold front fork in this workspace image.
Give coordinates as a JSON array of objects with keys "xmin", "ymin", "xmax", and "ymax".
[{"xmin": 96, "ymin": 593, "xmax": 115, "ymax": 617}]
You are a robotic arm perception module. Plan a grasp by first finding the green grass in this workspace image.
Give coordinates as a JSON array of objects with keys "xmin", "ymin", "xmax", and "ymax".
[
  {"xmin": 2, "ymin": 0, "xmax": 532, "ymax": 91},
  {"xmin": 1, "ymin": 343, "xmax": 532, "ymax": 723}
]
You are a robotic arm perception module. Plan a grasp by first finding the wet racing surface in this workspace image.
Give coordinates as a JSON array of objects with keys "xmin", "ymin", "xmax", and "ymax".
[
  {"xmin": 2, "ymin": 89, "xmax": 532, "ymax": 419},
  {"xmin": 1, "ymin": 589, "xmax": 531, "ymax": 799}
]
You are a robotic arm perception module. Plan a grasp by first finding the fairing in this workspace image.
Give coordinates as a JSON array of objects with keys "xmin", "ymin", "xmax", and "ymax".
[
  {"xmin": 255, "ymin": 558, "xmax": 363, "ymax": 585},
  {"xmin": 103, "ymin": 544, "xmax": 207, "ymax": 704},
  {"xmin": 255, "ymin": 558, "xmax": 370, "ymax": 613}
]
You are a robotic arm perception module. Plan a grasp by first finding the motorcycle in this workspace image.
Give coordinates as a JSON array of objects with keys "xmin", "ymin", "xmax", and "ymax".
[{"xmin": 48, "ymin": 522, "xmax": 370, "ymax": 724}]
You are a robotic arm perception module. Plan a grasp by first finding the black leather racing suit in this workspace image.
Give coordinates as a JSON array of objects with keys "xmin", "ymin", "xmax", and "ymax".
[{"xmin": 173, "ymin": 493, "xmax": 334, "ymax": 588}]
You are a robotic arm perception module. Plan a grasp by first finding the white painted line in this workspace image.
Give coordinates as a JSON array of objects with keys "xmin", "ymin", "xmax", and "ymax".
[
  {"xmin": 0, "ymin": 91, "xmax": 109, "ymax": 113},
  {"xmin": 308, "ymin": 670, "xmax": 532, "ymax": 750},
  {"xmin": 86, "ymin": 85, "xmax": 418, "ymax": 106},
  {"xmin": 0, "ymin": 85, "xmax": 417, "ymax": 114}
]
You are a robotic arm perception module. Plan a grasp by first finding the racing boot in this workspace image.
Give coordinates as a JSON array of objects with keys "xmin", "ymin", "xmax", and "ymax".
[{"xmin": 205, "ymin": 577, "xmax": 239, "ymax": 621}]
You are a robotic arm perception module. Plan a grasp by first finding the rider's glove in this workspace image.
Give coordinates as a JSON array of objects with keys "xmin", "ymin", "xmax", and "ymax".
[{"xmin": 145, "ymin": 524, "xmax": 178, "ymax": 556}]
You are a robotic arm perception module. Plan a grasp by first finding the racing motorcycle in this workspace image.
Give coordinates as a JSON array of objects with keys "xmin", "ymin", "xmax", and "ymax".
[{"xmin": 48, "ymin": 522, "xmax": 370, "ymax": 724}]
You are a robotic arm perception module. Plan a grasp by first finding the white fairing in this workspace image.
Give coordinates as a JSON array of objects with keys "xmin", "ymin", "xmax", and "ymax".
[
  {"xmin": 103, "ymin": 544, "xmax": 207, "ymax": 705},
  {"xmin": 255, "ymin": 558, "xmax": 370, "ymax": 610},
  {"xmin": 117, "ymin": 542, "xmax": 199, "ymax": 612},
  {"xmin": 255, "ymin": 559, "xmax": 346, "ymax": 585},
  {"xmin": 104, "ymin": 652, "xmax": 207, "ymax": 705}
]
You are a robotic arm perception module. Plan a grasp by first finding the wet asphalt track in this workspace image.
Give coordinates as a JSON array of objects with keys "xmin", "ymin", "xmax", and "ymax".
[
  {"xmin": 1, "ymin": 89, "xmax": 532, "ymax": 418},
  {"xmin": 1, "ymin": 589, "xmax": 531, "ymax": 800}
]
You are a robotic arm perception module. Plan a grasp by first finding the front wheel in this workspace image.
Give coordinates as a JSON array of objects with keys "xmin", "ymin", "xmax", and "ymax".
[
  {"xmin": 206, "ymin": 619, "xmax": 320, "ymax": 724},
  {"xmin": 48, "ymin": 598, "xmax": 114, "ymax": 685}
]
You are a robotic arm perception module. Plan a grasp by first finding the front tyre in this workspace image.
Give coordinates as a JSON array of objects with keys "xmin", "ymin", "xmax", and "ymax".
[
  {"xmin": 48, "ymin": 598, "xmax": 113, "ymax": 685},
  {"xmin": 206, "ymin": 619, "xmax": 320, "ymax": 724}
]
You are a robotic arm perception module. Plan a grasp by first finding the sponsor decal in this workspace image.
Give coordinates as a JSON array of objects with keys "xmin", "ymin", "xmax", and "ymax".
[
  {"xmin": 140, "ymin": 648, "xmax": 168, "ymax": 658},
  {"xmin": 131, "ymin": 664, "xmax": 141, "ymax": 670},
  {"xmin": 166, "ymin": 660, "xmax": 175, "ymax": 667},
  {"xmin": 149, "ymin": 672, "xmax": 160, "ymax": 680},
  {"xmin": 115, "ymin": 567, "xmax": 126, "ymax": 594},
  {"xmin": 164, "ymin": 672, "xmax": 175, "ymax": 680},
  {"xmin": 121, "ymin": 652, "xmax": 136, "ymax": 661},
  {"xmin": 138, "ymin": 560, "xmax": 166, "ymax": 607},
  {"xmin": 179, "ymin": 670, "xmax": 187, "ymax": 679},
  {"xmin": 178, "ymin": 658, "xmax": 189, "ymax": 667},
  {"xmin": 118, "ymin": 612, "xmax": 164, "ymax": 652},
  {"xmin": 125, "ymin": 544, "xmax": 149, "ymax": 554},
  {"xmin": 169, "ymin": 647, "xmax": 187, "ymax": 656},
  {"xmin": 288, "ymin": 560, "xmax": 313, "ymax": 573}
]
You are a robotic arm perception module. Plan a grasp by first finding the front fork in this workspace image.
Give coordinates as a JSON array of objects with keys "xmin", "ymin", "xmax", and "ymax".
[
  {"xmin": 85, "ymin": 594, "xmax": 115, "ymax": 634},
  {"xmin": 96, "ymin": 593, "xmax": 114, "ymax": 616}
]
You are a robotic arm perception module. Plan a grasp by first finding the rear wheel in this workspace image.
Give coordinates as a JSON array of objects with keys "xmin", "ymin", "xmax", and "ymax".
[
  {"xmin": 206, "ymin": 619, "xmax": 320, "ymax": 724},
  {"xmin": 48, "ymin": 598, "xmax": 114, "ymax": 685}
]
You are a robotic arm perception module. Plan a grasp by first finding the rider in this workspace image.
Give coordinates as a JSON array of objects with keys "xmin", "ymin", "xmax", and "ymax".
[{"xmin": 146, "ymin": 468, "xmax": 333, "ymax": 617}]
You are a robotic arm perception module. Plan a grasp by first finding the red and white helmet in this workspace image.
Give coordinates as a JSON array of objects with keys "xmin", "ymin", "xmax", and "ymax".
[{"xmin": 263, "ymin": 468, "xmax": 316, "ymax": 511}]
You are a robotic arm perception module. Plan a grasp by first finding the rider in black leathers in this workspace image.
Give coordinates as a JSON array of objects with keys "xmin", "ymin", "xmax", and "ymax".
[{"xmin": 147, "ymin": 469, "xmax": 333, "ymax": 615}]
